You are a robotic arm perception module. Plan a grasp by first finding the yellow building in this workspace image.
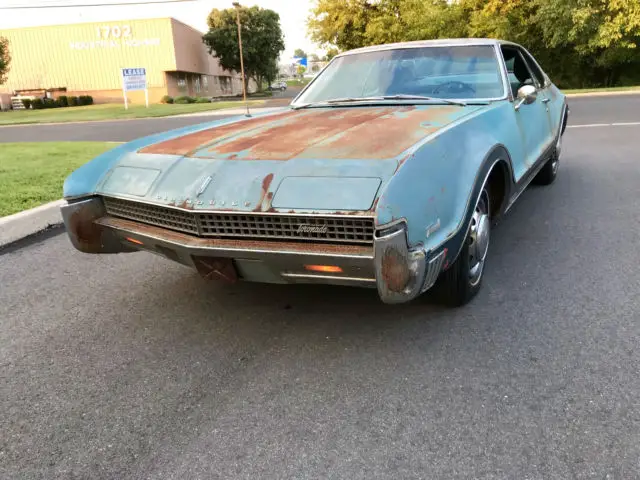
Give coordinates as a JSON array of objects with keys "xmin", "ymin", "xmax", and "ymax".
[{"xmin": 0, "ymin": 18, "xmax": 250, "ymax": 104}]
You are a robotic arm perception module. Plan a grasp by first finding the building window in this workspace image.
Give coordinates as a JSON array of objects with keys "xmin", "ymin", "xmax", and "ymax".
[
  {"xmin": 218, "ymin": 76, "xmax": 231, "ymax": 94},
  {"xmin": 195, "ymin": 77, "xmax": 201, "ymax": 94},
  {"xmin": 202, "ymin": 75, "xmax": 208, "ymax": 89},
  {"xmin": 177, "ymin": 76, "xmax": 187, "ymax": 94}
]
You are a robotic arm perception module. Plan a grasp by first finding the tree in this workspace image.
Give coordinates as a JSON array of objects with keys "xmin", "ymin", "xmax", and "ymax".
[
  {"xmin": 307, "ymin": 0, "xmax": 640, "ymax": 88},
  {"xmin": 312, "ymin": 64, "xmax": 320, "ymax": 72},
  {"xmin": 307, "ymin": 0, "xmax": 372, "ymax": 50},
  {"xmin": 296, "ymin": 65, "xmax": 307, "ymax": 77},
  {"xmin": 294, "ymin": 48, "xmax": 307, "ymax": 59},
  {"xmin": 309, "ymin": 53, "xmax": 320, "ymax": 62},
  {"xmin": 534, "ymin": 0, "xmax": 640, "ymax": 86},
  {"xmin": 203, "ymin": 6, "xmax": 285, "ymax": 92},
  {"xmin": 324, "ymin": 47, "xmax": 340, "ymax": 61},
  {"xmin": 0, "ymin": 36, "xmax": 10, "ymax": 85}
]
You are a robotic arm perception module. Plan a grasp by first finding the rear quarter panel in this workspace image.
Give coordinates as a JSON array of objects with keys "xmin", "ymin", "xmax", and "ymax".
[{"xmin": 375, "ymin": 101, "xmax": 524, "ymax": 254}]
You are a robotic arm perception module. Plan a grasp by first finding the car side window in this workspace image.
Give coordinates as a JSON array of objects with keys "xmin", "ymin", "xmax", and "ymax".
[
  {"xmin": 501, "ymin": 46, "xmax": 535, "ymax": 97},
  {"xmin": 519, "ymin": 49, "xmax": 547, "ymax": 88}
]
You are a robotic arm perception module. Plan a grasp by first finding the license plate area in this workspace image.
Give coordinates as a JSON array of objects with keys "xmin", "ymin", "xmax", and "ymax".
[{"xmin": 192, "ymin": 256, "xmax": 238, "ymax": 283}]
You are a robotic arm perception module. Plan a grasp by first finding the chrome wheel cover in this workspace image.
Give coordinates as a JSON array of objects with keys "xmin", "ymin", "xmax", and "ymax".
[{"xmin": 468, "ymin": 191, "xmax": 490, "ymax": 286}]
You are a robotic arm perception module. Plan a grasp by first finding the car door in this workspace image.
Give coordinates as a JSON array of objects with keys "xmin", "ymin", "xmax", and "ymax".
[
  {"xmin": 519, "ymin": 47, "xmax": 561, "ymax": 137},
  {"xmin": 501, "ymin": 46, "xmax": 554, "ymax": 182}
]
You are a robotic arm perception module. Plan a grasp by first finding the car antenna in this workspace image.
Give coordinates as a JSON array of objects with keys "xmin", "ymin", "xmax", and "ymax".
[{"xmin": 233, "ymin": 1, "xmax": 252, "ymax": 117}]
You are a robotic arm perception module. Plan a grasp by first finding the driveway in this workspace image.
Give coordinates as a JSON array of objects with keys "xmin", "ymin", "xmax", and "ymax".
[{"xmin": 1, "ymin": 96, "xmax": 639, "ymax": 479}]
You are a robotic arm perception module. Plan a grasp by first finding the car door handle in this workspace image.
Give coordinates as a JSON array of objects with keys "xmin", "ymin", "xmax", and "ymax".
[{"xmin": 541, "ymin": 98, "xmax": 550, "ymax": 103}]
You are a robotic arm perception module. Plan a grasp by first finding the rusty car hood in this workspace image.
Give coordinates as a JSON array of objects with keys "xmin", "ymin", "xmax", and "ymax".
[
  {"xmin": 138, "ymin": 105, "xmax": 481, "ymax": 160},
  {"xmin": 92, "ymin": 105, "xmax": 485, "ymax": 213}
]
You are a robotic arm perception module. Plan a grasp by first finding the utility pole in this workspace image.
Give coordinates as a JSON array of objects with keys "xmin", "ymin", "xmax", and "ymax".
[{"xmin": 232, "ymin": 2, "xmax": 250, "ymax": 117}]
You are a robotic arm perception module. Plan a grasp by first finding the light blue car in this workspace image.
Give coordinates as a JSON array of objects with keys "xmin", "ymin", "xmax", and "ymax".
[{"xmin": 61, "ymin": 39, "xmax": 569, "ymax": 306}]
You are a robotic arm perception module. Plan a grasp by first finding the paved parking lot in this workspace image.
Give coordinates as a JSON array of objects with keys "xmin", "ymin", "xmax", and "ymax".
[{"xmin": 1, "ymin": 96, "xmax": 639, "ymax": 479}]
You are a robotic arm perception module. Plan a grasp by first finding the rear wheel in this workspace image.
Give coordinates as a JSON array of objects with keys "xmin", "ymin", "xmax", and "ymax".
[{"xmin": 435, "ymin": 187, "xmax": 491, "ymax": 306}]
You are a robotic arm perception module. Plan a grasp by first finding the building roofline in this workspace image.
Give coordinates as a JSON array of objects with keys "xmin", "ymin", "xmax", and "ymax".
[{"xmin": 0, "ymin": 16, "xmax": 200, "ymax": 34}]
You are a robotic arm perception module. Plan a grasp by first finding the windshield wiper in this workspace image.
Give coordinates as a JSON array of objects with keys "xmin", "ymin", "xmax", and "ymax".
[
  {"xmin": 293, "ymin": 95, "xmax": 470, "ymax": 109},
  {"xmin": 377, "ymin": 94, "xmax": 468, "ymax": 107}
]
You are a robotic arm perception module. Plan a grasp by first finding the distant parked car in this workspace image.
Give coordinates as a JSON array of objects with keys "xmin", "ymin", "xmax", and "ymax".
[
  {"xmin": 61, "ymin": 38, "xmax": 568, "ymax": 306},
  {"xmin": 269, "ymin": 81, "xmax": 287, "ymax": 91}
]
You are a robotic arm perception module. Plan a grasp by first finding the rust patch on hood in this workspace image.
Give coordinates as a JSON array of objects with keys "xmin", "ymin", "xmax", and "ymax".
[
  {"xmin": 138, "ymin": 110, "xmax": 300, "ymax": 155},
  {"xmin": 210, "ymin": 107, "xmax": 400, "ymax": 159},
  {"xmin": 253, "ymin": 173, "xmax": 274, "ymax": 212},
  {"xmin": 137, "ymin": 105, "xmax": 466, "ymax": 160}
]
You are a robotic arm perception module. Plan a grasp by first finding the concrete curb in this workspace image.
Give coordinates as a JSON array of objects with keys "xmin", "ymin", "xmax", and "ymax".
[{"xmin": 0, "ymin": 200, "xmax": 64, "ymax": 248}]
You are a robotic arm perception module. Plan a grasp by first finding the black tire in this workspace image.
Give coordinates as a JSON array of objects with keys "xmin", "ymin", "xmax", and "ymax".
[{"xmin": 435, "ymin": 187, "xmax": 491, "ymax": 307}]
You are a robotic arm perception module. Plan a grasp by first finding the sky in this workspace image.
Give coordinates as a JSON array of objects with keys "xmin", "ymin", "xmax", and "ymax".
[{"xmin": 0, "ymin": 0, "xmax": 320, "ymax": 60}]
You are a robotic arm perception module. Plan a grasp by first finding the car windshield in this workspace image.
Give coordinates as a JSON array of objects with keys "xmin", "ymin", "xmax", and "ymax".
[{"xmin": 293, "ymin": 45, "xmax": 506, "ymax": 105}]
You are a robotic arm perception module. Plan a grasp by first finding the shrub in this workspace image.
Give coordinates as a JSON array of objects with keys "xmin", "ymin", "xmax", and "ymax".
[
  {"xmin": 161, "ymin": 95, "xmax": 174, "ymax": 104},
  {"xmin": 43, "ymin": 98, "xmax": 58, "ymax": 109},
  {"xmin": 57, "ymin": 95, "xmax": 68, "ymax": 107},
  {"xmin": 21, "ymin": 99, "xmax": 32, "ymax": 109},
  {"xmin": 195, "ymin": 97, "xmax": 210, "ymax": 103},
  {"xmin": 31, "ymin": 98, "xmax": 44, "ymax": 109},
  {"xmin": 174, "ymin": 95, "xmax": 195, "ymax": 104},
  {"xmin": 67, "ymin": 96, "xmax": 78, "ymax": 107},
  {"xmin": 77, "ymin": 95, "xmax": 94, "ymax": 106}
]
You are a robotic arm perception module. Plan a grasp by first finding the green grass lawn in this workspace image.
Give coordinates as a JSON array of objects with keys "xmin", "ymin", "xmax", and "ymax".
[
  {"xmin": 0, "ymin": 142, "xmax": 115, "ymax": 217},
  {"xmin": 563, "ymin": 85, "xmax": 640, "ymax": 94},
  {"xmin": 0, "ymin": 100, "xmax": 265, "ymax": 126},
  {"xmin": 286, "ymin": 78, "xmax": 312, "ymax": 87}
]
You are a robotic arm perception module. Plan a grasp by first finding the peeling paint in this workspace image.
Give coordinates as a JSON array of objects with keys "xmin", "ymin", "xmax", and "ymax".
[{"xmin": 137, "ymin": 105, "xmax": 472, "ymax": 161}]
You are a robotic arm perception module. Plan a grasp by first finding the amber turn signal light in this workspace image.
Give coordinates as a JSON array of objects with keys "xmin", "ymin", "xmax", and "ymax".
[
  {"xmin": 304, "ymin": 265, "xmax": 343, "ymax": 273},
  {"xmin": 125, "ymin": 237, "xmax": 144, "ymax": 245}
]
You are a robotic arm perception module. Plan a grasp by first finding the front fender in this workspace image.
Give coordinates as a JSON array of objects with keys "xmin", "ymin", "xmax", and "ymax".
[{"xmin": 374, "ymin": 102, "xmax": 519, "ymax": 263}]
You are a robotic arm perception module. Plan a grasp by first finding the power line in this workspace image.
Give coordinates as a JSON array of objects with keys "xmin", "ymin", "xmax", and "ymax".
[{"xmin": 0, "ymin": 0, "xmax": 197, "ymax": 9}]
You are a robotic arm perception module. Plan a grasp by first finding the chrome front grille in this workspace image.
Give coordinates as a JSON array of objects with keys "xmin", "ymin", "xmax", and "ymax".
[
  {"xmin": 102, "ymin": 197, "xmax": 375, "ymax": 244},
  {"xmin": 103, "ymin": 197, "xmax": 198, "ymax": 234}
]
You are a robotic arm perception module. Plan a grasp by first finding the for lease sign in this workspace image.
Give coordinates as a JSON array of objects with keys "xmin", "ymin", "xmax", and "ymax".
[{"xmin": 121, "ymin": 68, "xmax": 146, "ymax": 91}]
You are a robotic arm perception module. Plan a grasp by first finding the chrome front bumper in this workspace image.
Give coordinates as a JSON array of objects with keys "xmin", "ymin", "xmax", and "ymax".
[{"xmin": 61, "ymin": 197, "xmax": 447, "ymax": 304}]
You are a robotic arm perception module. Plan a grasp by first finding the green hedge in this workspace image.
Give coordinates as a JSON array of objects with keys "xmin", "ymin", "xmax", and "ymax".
[
  {"xmin": 21, "ymin": 95, "xmax": 94, "ymax": 110},
  {"xmin": 161, "ymin": 95, "xmax": 174, "ymax": 104},
  {"xmin": 174, "ymin": 95, "xmax": 196, "ymax": 104}
]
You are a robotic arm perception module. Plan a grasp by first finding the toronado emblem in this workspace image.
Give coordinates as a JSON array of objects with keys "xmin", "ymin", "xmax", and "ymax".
[{"xmin": 297, "ymin": 224, "xmax": 328, "ymax": 234}]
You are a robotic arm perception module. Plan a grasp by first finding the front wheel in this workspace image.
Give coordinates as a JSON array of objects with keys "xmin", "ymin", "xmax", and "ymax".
[{"xmin": 435, "ymin": 187, "xmax": 491, "ymax": 306}]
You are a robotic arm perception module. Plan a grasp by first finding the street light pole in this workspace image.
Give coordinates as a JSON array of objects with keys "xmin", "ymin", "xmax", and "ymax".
[{"xmin": 232, "ymin": 2, "xmax": 250, "ymax": 117}]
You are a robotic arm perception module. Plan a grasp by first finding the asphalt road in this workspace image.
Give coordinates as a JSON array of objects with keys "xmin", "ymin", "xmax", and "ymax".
[
  {"xmin": 2, "ymin": 97, "xmax": 640, "ymax": 479},
  {"xmin": 3, "ymin": 92, "xmax": 640, "ymax": 143},
  {"xmin": 0, "ymin": 91, "xmax": 299, "ymax": 143}
]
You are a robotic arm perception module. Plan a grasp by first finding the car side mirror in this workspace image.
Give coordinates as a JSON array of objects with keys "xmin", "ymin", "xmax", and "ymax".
[{"xmin": 515, "ymin": 85, "xmax": 537, "ymax": 110}]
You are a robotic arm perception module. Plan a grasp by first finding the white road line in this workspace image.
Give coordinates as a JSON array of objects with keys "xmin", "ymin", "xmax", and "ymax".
[{"xmin": 568, "ymin": 121, "xmax": 640, "ymax": 129}]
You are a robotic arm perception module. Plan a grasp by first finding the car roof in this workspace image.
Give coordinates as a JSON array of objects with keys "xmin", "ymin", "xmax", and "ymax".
[{"xmin": 338, "ymin": 38, "xmax": 521, "ymax": 57}]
